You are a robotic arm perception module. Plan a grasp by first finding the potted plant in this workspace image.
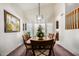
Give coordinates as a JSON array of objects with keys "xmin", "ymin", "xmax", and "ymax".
[{"xmin": 36, "ymin": 25, "xmax": 44, "ymax": 40}]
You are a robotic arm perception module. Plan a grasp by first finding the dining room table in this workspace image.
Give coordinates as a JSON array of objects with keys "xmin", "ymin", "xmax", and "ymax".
[
  {"xmin": 26, "ymin": 36, "xmax": 55, "ymax": 45},
  {"xmin": 25, "ymin": 36, "xmax": 55, "ymax": 56}
]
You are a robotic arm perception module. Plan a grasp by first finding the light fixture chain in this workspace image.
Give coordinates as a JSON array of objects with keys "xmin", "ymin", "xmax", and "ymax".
[{"xmin": 38, "ymin": 3, "xmax": 40, "ymax": 16}]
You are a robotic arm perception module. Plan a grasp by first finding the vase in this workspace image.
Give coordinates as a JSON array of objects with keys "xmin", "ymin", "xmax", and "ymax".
[{"xmin": 38, "ymin": 37, "xmax": 43, "ymax": 40}]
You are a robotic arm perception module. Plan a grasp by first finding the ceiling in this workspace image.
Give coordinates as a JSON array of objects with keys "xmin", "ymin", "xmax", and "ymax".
[
  {"xmin": 9, "ymin": 3, "xmax": 60, "ymax": 22},
  {"xmin": 65, "ymin": 3, "xmax": 79, "ymax": 13},
  {"xmin": 13, "ymin": 3, "xmax": 56, "ymax": 12}
]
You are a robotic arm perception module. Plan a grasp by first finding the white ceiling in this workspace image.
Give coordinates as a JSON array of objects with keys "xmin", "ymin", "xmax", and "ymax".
[
  {"xmin": 15, "ymin": 3, "xmax": 37, "ymax": 11},
  {"xmin": 9, "ymin": 3, "xmax": 59, "ymax": 22},
  {"xmin": 65, "ymin": 3, "xmax": 79, "ymax": 13},
  {"xmin": 14, "ymin": 3, "xmax": 55, "ymax": 12}
]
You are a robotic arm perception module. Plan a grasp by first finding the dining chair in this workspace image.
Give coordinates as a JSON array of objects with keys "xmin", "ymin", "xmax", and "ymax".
[
  {"xmin": 22, "ymin": 34, "xmax": 31, "ymax": 55},
  {"xmin": 31, "ymin": 39, "xmax": 55, "ymax": 56},
  {"xmin": 55, "ymin": 32, "xmax": 59, "ymax": 41},
  {"xmin": 48, "ymin": 33, "xmax": 54, "ymax": 39}
]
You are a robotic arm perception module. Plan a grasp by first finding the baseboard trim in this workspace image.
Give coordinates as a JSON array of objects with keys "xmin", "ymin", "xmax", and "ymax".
[
  {"xmin": 7, "ymin": 44, "xmax": 24, "ymax": 56},
  {"xmin": 57, "ymin": 44, "xmax": 75, "ymax": 56}
]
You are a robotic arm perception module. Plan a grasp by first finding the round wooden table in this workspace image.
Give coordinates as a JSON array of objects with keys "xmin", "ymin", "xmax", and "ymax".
[{"xmin": 26, "ymin": 37, "xmax": 52, "ymax": 45}]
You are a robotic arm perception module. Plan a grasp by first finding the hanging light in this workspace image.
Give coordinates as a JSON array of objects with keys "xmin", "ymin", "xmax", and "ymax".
[{"xmin": 36, "ymin": 3, "xmax": 43, "ymax": 21}]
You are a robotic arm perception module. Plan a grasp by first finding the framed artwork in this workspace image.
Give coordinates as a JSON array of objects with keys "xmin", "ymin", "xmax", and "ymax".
[
  {"xmin": 23, "ymin": 23, "xmax": 25, "ymax": 31},
  {"xmin": 25, "ymin": 23, "xmax": 27, "ymax": 30},
  {"xmin": 56, "ymin": 21, "xmax": 59, "ymax": 29},
  {"xmin": 4, "ymin": 10, "xmax": 20, "ymax": 32},
  {"xmin": 23, "ymin": 23, "xmax": 27, "ymax": 31}
]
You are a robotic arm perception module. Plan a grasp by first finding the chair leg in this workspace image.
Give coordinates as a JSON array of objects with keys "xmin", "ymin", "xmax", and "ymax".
[
  {"xmin": 49, "ymin": 49, "xmax": 51, "ymax": 56},
  {"xmin": 52, "ymin": 49, "xmax": 55, "ymax": 56},
  {"xmin": 26, "ymin": 49, "xmax": 27, "ymax": 55},
  {"xmin": 32, "ymin": 50, "xmax": 35, "ymax": 56}
]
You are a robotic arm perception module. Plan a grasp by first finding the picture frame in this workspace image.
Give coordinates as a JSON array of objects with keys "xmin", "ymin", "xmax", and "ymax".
[
  {"xmin": 25, "ymin": 23, "xmax": 27, "ymax": 30},
  {"xmin": 4, "ymin": 10, "xmax": 20, "ymax": 32},
  {"xmin": 56, "ymin": 21, "xmax": 59, "ymax": 29},
  {"xmin": 23, "ymin": 23, "xmax": 25, "ymax": 31},
  {"xmin": 23, "ymin": 23, "xmax": 27, "ymax": 31}
]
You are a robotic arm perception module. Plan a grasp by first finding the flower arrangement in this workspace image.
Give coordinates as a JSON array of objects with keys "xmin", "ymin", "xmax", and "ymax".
[{"xmin": 36, "ymin": 25, "xmax": 44, "ymax": 40}]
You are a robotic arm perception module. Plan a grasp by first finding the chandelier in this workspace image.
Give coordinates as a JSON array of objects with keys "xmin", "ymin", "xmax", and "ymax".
[{"xmin": 36, "ymin": 3, "xmax": 43, "ymax": 22}]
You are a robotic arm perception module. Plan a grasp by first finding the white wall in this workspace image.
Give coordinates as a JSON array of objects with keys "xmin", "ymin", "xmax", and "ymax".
[
  {"xmin": 54, "ymin": 3, "xmax": 79, "ymax": 55},
  {"xmin": 0, "ymin": 4, "xmax": 24, "ymax": 56},
  {"xmin": 54, "ymin": 3, "xmax": 65, "ymax": 42}
]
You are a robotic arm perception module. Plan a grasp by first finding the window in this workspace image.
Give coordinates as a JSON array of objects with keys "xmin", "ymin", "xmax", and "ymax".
[
  {"xmin": 65, "ymin": 8, "xmax": 79, "ymax": 29},
  {"xmin": 27, "ymin": 22, "xmax": 53, "ymax": 37},
  {"xmin": 47, "ymin": 23, "xmax": 53, "ymax": 35}
]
